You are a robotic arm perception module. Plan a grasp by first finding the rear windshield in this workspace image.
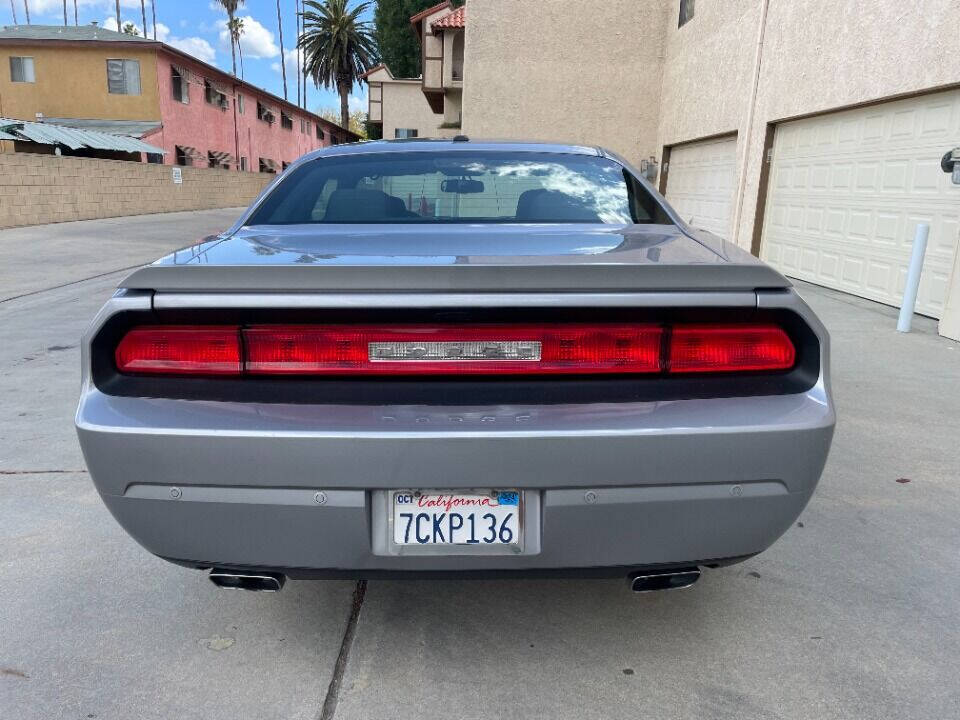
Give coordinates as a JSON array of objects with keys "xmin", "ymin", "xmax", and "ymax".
[{"xmin": 247, "ymin": 151, "xmax": 673, "ymax": 225}]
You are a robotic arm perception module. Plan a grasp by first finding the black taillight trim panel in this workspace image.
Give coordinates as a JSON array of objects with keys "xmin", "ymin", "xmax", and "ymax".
[{"xmin": 91, "ymin": 306, "xmax": 820, "ymax": 405}]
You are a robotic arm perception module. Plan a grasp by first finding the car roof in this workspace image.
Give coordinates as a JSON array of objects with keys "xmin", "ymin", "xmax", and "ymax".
[{"xmin": 305, "ymin": 138, "xmax": 603, "ymax": 161}]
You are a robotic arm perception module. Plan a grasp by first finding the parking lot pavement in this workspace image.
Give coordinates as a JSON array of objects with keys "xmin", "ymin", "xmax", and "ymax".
[
  {"xmin": 2, "ymin": 213, "xmax": 959, "ymax": 719},
  {"xmin": 0, "ymin": 207, "xmax": 243, "ymax": 302}
]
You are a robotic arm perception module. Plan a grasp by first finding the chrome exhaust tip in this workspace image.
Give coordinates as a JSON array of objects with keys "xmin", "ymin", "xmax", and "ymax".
[
  {"xmin": 630, "ymin": 567, "xmax": 701, "ymax": 593},
  {"xmin": 209, "ymin": 569, "xmax": 286, "ymax": 592}
]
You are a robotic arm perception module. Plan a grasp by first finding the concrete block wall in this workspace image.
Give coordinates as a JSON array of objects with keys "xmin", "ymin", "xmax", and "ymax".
[{"xmin": 0, "ymin": 152, "xmax": 272, "ymax": 229}]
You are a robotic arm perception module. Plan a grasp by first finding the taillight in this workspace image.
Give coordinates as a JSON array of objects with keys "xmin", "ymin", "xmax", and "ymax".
[
  {"xmin": 113, "ymin": 322, "xmax": 796, "ymax": 377},
  {"xmin": 114, "ymin": 326, "xmax": 242, "ymax": 375},
  {"xmin": 243, "ymin": 324, "xmax": 664, "ymax": 375},
  {"xmin": 668, "ymin": 324, "xmax": 795, "ymax": 373}
]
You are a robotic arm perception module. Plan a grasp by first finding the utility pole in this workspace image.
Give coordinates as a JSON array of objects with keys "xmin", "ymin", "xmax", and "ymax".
[
  {"xmin": 151, "ymin": 0, "xmax": 157, "ymax": 40},
  {"xmin": 23, "ymin": 0, "xmax": 30, "ymax": 25},
  {"xmin": 62, "ymin": 0, "xmax": 66, "ymax": 25},
  {"xmin": 295, "ymin": 0, "xmax": 301, "ymax": 108},
  {"xmin": 10, "ymin": 0, "xmax": 18, "ymax": 25},
  {"xmin": 114, "ymin": 0, "xmax": 120, "ymax": 30},
  {"xmin": 276, "ymin": 0, "xmax": 287, "ymax": 101}
]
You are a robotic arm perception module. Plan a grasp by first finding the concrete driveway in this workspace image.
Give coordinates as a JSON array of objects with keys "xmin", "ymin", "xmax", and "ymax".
[{"xmin": 1, "ymin": 210, "xmax": 958, "ymax": 719}]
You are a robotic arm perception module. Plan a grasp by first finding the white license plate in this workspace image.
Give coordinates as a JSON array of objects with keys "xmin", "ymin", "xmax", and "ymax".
[{"xmin": 393, "ymin": 491, "xmax": 521, "ymax": 545}]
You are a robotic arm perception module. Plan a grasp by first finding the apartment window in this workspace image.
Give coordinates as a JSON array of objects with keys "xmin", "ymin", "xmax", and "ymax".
[
  {"xmin": 145, "ymin": 153, "xmax": 163, "ymax": 164},
  {"xmin": 208, "ymin": 151, "xmax": 221, "ymax": 169},
  {"xmin": 259, "ymin": 157, "xmax": 277, "ymax": 174},
  {"xmin": 305, "ymin": 121, "xmax": 311, "ymax": 135},
  {"xmin": 236, "ymin": 93, "xmax": 244, "ymax": 114},
  {"xmin": 175, "ymin": 146, "xmax": 192, "ymax": 167},
  {"xmin": 281, "ymin": 112, "xmax": 293, "ymax": 130},
  {"xmin": 316, "ymin": 125, "xmax": 325, "ymax": 141},
  {"xmin": 9, "ymin": 56, "xmax": 35, "ymax": 83},
  {"xmin": 678, "ymin": 0, "xmax": 695, "ymax": 27},
  {"xmin": 395, "ymin": 128, "xmax": 418, "ymax": 139},
  {"xmin": 107, "ymin": 59, "xmax": 140, "ymax": 95},
  {"xmin": 240, "ymin": 156, "xmax": 248, "ymax": 171},
  {"xmin": 171, "ymin": 66, "xmax": 188, "ymax": 104},
  {"xmin": 257, "ymin": 101, "xmax": 275, "ymax": 124}
]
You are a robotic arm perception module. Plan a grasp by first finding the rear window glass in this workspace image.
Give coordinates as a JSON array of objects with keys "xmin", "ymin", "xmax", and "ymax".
[{"xmin": 247, "ymin": 151, "xmax": 672, "ymax": 225}]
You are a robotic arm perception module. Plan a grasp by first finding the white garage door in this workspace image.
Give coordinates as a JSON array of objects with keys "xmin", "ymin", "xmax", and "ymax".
[
  {"xmin": 665, "ymin": 136, "xmax": 738, "ymax": 238},
  {"xmin": 761, "ymin": 91, "xmax": 960, "ymax": 318}
]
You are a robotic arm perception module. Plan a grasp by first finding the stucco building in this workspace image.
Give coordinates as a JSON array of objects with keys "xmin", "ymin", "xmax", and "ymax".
[
  {"xmin": 396, "ymin": 0, "xmax": 958, "ymax": 339},
  {"xmin": 364, "ymin": 1, "xmax": 464, "ymax": 139},
  {"xmin": 0, "ymin": 24, "xmax": 356, "ymax": 170}
]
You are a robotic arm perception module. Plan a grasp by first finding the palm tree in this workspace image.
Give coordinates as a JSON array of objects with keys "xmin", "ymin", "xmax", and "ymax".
[
  {"xmin": 276, "ymin": 0, "xmax": 288, "ymax": 100},
  {"xmin": 217, "ymin": 0, "xmax": 245, "ymax": 77},
  {"xmin": 114, "ymin": 0, "xmax": 120, "ymax": 29},
  {"xmin": 62, "ymin": 0, "xmax": 66, "ymax": 25},
  {"xmin": 228, "ymin": 17, "xmax": 245, "ymax": 79},
  {"xmin": 140, "ymin": 0, "xmax": 147, "ymax": 38},
  {"xmin": 9, "ymin": 0, "xmax": 17, "ymax": 25},
  {"xmin": 22, "ymin": 0, "xmax": 29, "ymax": 24},
  {"xmin": 73, "ymin": 0, "xmax": 77, "ymax": 25},
  {"xmin": 299, "ymin": 0, "xmax": 376, "ymax": 130},
  {"xmin": 151, "ymin": 0, "xmax": 157, "ymax": 39}
]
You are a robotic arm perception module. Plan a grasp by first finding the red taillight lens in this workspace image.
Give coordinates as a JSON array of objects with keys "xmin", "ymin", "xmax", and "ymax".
[
  {"xmin": 115, "ymin": 326, "xmax": 242, "ymax": 375},
  {"xmin": 668, "ymin": 324, "xmax": 795, "ymax": 373},
  {"xmin": 243, "ymin": 324, "xmax": 664, "ymax": 375},
  {"xmin": 114, "ymin": 322, "xmax": 797, "ymax": 377}
]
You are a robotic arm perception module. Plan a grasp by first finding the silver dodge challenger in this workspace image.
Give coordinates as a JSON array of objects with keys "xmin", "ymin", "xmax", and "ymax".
[{"xmin": 76, "ymin": 140, "xmax": 835, "ymax": 593}]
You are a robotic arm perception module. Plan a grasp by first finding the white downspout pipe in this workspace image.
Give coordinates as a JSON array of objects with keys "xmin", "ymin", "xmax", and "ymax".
[
  {"xmin": 897, "ymin": 223, "xmax": 930, "ymax": 332},
  {"xmin": 730, "ymin": 0, "xmax": 771, "ymax": 248}
]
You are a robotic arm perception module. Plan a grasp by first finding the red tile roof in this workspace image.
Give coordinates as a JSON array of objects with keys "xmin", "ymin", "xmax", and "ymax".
[
  {"xmin": 432, "ymin": 5, "xmax": 465, "ymax": 30},
  {"xmin": 409, "ymin": 1, "xmax": 452, "ymax": 26}
]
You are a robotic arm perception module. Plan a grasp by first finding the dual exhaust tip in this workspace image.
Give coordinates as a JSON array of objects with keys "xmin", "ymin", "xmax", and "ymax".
[
  {"xmin": 629, "ymin": 567, "xmax": 701, "ymax": 593},
  {"xmin": 208, "ymin": 567, "xmax": 701, "ymax": 593},
  {"xmin": 209, "ymin": 569, "xmax": 286, "ymax": 592}
]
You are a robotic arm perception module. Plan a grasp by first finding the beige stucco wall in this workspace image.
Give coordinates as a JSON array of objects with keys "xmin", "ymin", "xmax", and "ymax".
[
  {"xmin": 368, "ymin": 72, "xmax": 445, "ymax": 139},
  {"xmin": 0, "ymin": 151, "xmax": 270, "ymax": 229},
  {"xmin": 461, "ymin": 0, "xmax": 669, "ymax": 165}
]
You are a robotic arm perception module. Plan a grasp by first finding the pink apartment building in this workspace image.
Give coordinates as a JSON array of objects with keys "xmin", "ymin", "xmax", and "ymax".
[
  {"xmin": 0, "ymin": 25, "xmax": 357, "ymax": 171},
  {"xmin": 147, "ymin": 45, "xmax": 357, "ymax": 173}
]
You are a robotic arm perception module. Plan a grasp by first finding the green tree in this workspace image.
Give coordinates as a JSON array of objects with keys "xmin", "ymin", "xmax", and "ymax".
[
  {"xmin": 300, "ymin": 0, "xmax": 377, "ymax": 130},
  {"xmin": 374, "ymin": 0, "xmax": 462, "ymax": 78},
  {"xmin": 121, "ymin": 22, "xmax": 139, "ymax": 36},
  {"xmin": 317, "ymin": 107, "xmax": 368, "ymax": 138},
  {"xmin": 217, "ymin": 0, "xmax": 245, "ymax": 77}
]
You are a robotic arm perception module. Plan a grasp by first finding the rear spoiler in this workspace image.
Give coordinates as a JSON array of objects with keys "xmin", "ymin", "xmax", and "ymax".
[{"xmin": 120, "ymin": 262, "xmax": 791, "ymax": 295}]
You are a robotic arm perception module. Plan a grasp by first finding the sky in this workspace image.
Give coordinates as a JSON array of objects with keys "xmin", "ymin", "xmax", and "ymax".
[{"xmin": 1, "ymin": 0, "xmax": 371, "ymax": 114}]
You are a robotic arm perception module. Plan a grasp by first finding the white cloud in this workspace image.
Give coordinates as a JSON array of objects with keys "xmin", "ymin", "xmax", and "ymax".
[
  {"xmin": 349, "ymin": 93, "xmax": 367, "ymax": 113},
  {"xmin": 152, "ymin": 20, "xmax": 216, "ymax": 65},
  {"xmin": 101, "ymin": 16, "xmax": 143, "ymax": 35},
  {"xmin": 154, "ymin": 21, "xmax": 171, "ymax": 42},
  {"xmin": 167, "ymin": 36, "xmax": 216, "ymax": 64},
  {"xmin": 272, "ymin": 47, "xmax": 304, "ymax": 76},
  {"xmin": 219, "ymin": 15, "xmax": 280, "ymax": 60}
]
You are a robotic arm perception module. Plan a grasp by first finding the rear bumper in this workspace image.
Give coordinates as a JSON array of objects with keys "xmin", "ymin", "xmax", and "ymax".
[{"xmin": 77, "ymin": 387, "xmax": 834, "ymax": 572}]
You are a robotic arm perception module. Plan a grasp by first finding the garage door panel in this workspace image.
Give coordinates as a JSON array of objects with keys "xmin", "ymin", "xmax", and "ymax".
[
  {"xmin": 762, "ymin": 90, "xmax": 960, "ymax": 318},
  {"xmin": 665, "ymin": 136, "xmax": 737, "ymax": 239}
]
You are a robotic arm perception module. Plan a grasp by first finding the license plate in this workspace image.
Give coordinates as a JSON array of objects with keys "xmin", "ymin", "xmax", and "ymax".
[{"xmin": 393, "ymin": 491, "xmax": 521, "ymax": 545}]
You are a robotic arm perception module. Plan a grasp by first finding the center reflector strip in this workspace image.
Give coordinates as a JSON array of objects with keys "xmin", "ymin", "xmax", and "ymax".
[{"xmin": 243, "ymin": 324, "xmax": 664, "ymax": 375}]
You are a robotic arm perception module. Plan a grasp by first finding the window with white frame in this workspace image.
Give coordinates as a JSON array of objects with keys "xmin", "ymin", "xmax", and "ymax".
[
  {"xmin": 236, "ymin": 93, "xmax": 244, "ymax": 114},
  {"xmin": 106, "ymin": 59, "xmax": 141, "ymax": 95},
  {"xmin": 9, "ymin": 56, "xmax": 35, "ymax": 83},
  {"xmin": 678, "ymin": 0, "xmax": 695, "ymax": 27}
]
